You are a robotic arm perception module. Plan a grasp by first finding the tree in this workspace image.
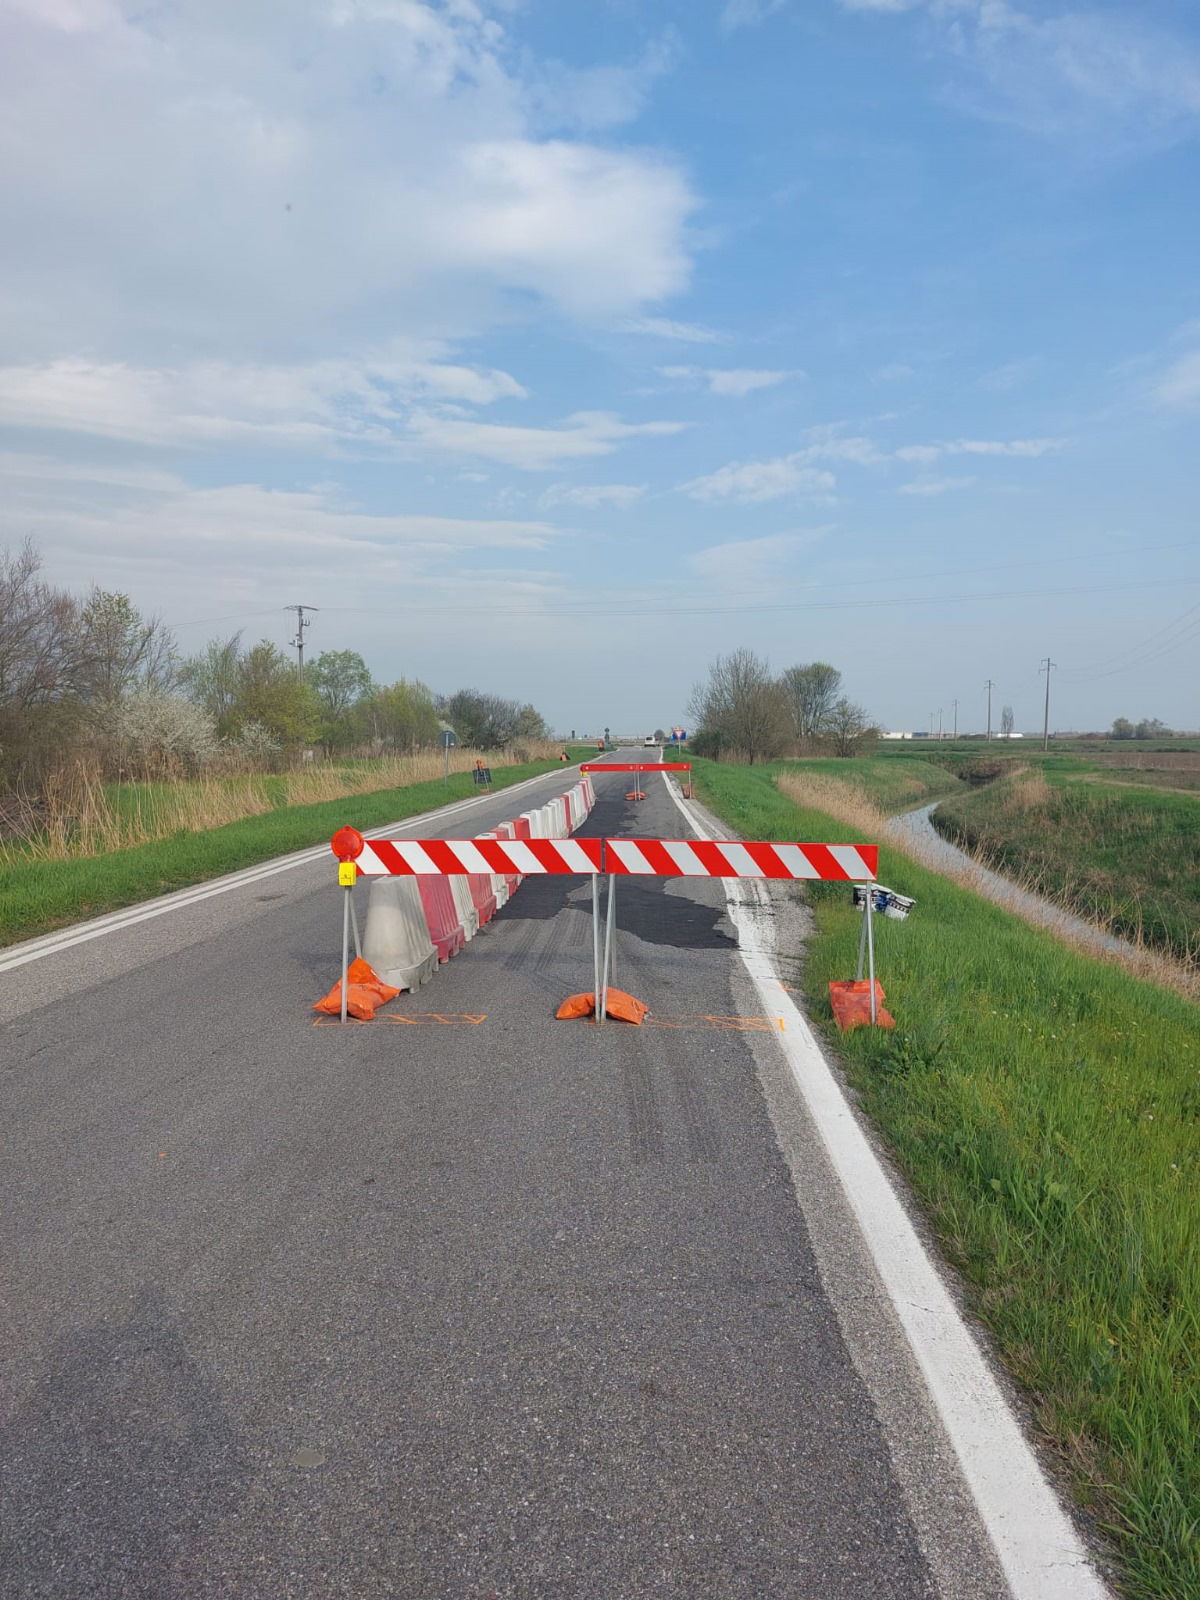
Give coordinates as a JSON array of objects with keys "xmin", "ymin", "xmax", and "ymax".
[
  {"xmin": 368, "ymin": 679, "xmax": 440, "ymax": 751},
  {"xmin": 0, "ymin": 539, "xmax": 84, "ymax": 785},
  {"xmin": 826, "ymin": 696, "xmax": 878, "ymax": 758},
  {"xmin": 1135, "ymin": 718, "xmax": 1169, "ymax": 740},
  {"xmin": 308, "ymin": 649, "xmax": 372, "ymax": 747},
  {"xmin": 77, "ymin": 588, "xmax": 177, "ymax": 703},
  {"xmin": 1000, "ymin": 704, "xmax": 1015, "ymax": 738},
  {"xmin": 688, "ymin": 648, "xmax": 790, "ymax": 764},
  {"xmin": 234, "ymin": 641, "xmax": 319, "ymax": 750},
  {"xmin": 441, "ymin": 688, "xmax": 549, "ymax": 749},
  {"xmin": 181, "ymin": 633, "xmax": 243, "ymax": 736},
  {"xmin": 1111, "ymin": 717, "xmax": 1134, "ymax": 739},
  {"xmin": 513, "ymin": 702, "xmax": 549, "ymax": 741},
  {"xmin": 781, "ymin": 662, "xmax": 842, "ymax": 743}
]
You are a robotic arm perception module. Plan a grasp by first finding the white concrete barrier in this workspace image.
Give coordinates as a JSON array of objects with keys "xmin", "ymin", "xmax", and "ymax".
[
  {"xmin": 522, "ymin": 808, "xmax": 548, "ymax": 839},
  {"xmin": 362, "ymin": 879, "xmax": 439, "ymax": 992},
  {"xmin": 449, "ymin": 874, "xmax": 479, "ymax": 941}
]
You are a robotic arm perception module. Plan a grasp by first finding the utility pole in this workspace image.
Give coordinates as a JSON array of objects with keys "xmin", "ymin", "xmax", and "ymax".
[
  {"xmin": 1040, "ymin": 657, "xmax": 1056, "ymax": 751},
  {"xmin": 952, "ymin": 698, "xmax": 959, "ymax": 739},
  {"xmin": 985, "ymin": 679, "xmax": 994, "ymax": 741},
  {"xmin": 938, "ymin": 707, "xmax": 943, "ymax": 741},
  {"xmin": 929, "ymin": 712, "xmax": 934, "ymax": 742},
  {"xmin": 285, "ymin": 605, "xmax": 319, "ymax": 679}
]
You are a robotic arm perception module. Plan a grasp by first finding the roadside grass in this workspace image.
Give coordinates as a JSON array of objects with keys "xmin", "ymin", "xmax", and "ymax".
[
  {"xmin": 690, "ymin": 757, "xmax": 1200, "ymax": 1600},
  {"xmin": 4, "ymin": 744, "xmax": 579, "ymax": 863},
  {"xmin": 0, "ymin": 751, "xmax": 589, "ymax": 947},
  {"xmin": 773, "ymin": 754, "xmax": 966, "ymax": 812},
  {"xmin": 933, "ymin": 767, "xmax": 1200, "ymax": 965}
]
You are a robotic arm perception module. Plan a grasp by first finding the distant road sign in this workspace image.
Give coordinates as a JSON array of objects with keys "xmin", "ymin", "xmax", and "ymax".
[{"xmin": 440, "ymin": 729, "xmax": 457, "ymax": 748}]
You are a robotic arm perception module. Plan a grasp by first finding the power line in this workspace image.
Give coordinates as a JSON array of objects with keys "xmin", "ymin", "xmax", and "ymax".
[
  {"xmin": 314, "ymin": 572, "xmax": 1198, "ymax": 623},
  {"xmin": 1056, "ymin": 602, "xmax": 1200, "ymax": 682}
]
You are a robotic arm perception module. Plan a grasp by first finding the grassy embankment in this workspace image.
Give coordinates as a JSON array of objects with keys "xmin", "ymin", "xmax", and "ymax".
[
  {"xmin": 690, "ymin": 755, "xmax": 1199, "ymax": 1600},
  {"xmin": 0, "ymin": 746, "xmax": 592, "ymax": 948},
  {"xmin": 929, "ymin": 761, "xmax": 1200, "ymax": 965}
]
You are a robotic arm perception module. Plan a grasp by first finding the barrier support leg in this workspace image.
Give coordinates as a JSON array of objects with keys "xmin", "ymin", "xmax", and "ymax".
[
  {"xmin": 600, "ymin": 875, "xmax": 617, "ymax": 1023},
  {"xmin": 340, "ymin": 884, "xmax": 352, "ymax": 1024},
  {"xmin": 865, "ymin": 884, "xmax": 878, "ymax": 1025},
  {"xmin": 855, "ymin": 892, "xmax": 869, "ymax": 981},
  {"xmin": 349, "ymin": 890, "xmax": 363, "ymax": 961},
  {"xmin": 591, "ymin": 874, "xmax": 602, "ymax": 1021}
]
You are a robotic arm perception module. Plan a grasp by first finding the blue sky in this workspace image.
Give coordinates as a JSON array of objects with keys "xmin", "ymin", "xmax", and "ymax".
[{"xmin": 1, "ymin": 0, "xmax": 1197, "ymax": 735}]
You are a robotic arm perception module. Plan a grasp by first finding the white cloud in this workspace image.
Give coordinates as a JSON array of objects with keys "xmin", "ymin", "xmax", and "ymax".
[
  {"xmin": 0, "ymin": 354, "xmax": 527, "ymax": 450},
  {"xmin": 839, "ymin": 1, "xmax": 1200, "ymax": 148},
  {"xmin": 977, "ymin": 356, "xmax": 1041, "ymax": 392},
  {"xmin": 620, "ymin": 317, "xmax": 723, "ymax": 343},
  {"xmin": 523, "ymin": 35, "xmax": 680, "ymax": 134},
  {"xmin": 894, "ymin": 437, "xmax": 1063, "ymax": 462},
  {"xmin": 898, "ymin": 475, "xmax": 976, "ymax": 496},
  {"xmin": 539, "ymin": 482, "xmax": 647, "ymax": 510},
  {"xmin": 1155, "ymin": 349, "xmax": 1200, "ymax": 409},
  {"xmin": 0, "ymin": 463, "xmax": 560, "ymax": 565},
  {"xmin": 683, "ymin": 456, "xmax": 836, "ymax": 504},
  {"xmin": 840, "ymin": 1, "xmax": 919, "ymax": 12},
  {"xmin": 800, "ymin": 428, "xmax": 887, "ymax": 465},
  {"xmin": 720, "ymin": 0, "xmax": 789, "ymax": 31},
  {"xmin": 871, "ymin": 363, "xmax": 916, "ymax": 383},
  {"xmin": 689, "ymin": 527, "xmax": 832, "ymax": 579},
  {"xmin": 0, "ymin": 2, "xmax": 698, "ymax": 360},
  {"xmin": 953, "ymin": 437, "xmax": 1064, "ymax": 458},
  {"xmin": 409, "ymin": 410, "xmax": 683, "ymax": 471},
  {"xmin": 659, "ymin": 366, "xmax": 793, "ymax": 396}
]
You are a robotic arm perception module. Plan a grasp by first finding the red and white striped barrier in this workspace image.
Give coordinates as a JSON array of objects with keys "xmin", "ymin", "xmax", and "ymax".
[
  {"xmin": 604, "ymin": 839, "xmax": 877, "ymax": 881},
  {"xmin": 579, "ymin": 763, "xmax": 691, "ymax": 773},
  {"xmin": 349, "ymin": 836, "xmax": 877, "ymax": 881},
  {"xmin": 354, "ymin": 837, "xmax": 605, "ymax": 876}
]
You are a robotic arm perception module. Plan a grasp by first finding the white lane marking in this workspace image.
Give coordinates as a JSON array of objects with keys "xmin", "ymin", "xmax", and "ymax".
[
  {"xmin": 661, "ymin": 774, "xmax": 1111, "ymax": 1600},
  {"xmin": 0, "ymin": 770, "xmax": 577, "ymax": 975}
]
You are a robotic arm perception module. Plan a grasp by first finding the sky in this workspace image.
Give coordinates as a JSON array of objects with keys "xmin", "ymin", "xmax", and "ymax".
[{"xmin": 1, "ymin": 0, "xmax": 1198, "ymax": 737}]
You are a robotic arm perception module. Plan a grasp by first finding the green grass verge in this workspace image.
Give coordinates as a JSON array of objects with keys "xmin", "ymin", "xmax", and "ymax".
[
  {"xmin": 0, "ymin": 755, "xmax": 586, "ymax": 948},
  {"xmin": 933, "ymin": 769, "xmax": 1200, "ymax": 962},
  {"xmin": 691, "ymin": 757, "xmax": 1199, "ymax": 1600},
  {"xmin": 773, "ymin": 753, "xmax": 966, "ymax": 810}
]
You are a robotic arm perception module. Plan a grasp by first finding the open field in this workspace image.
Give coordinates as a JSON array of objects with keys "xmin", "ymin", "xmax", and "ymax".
[
  {"xmin": 0, "ymin": 748, "xmax": 590, "ymax": 948},
  {"xmin": 689, "ymin": 756, "xmax": 1200, "ymax": 1600},
  {"xmin": 768, "ymin": 753, "xmax": 967, "ymax": 812},
  {"xmin": 931, "ymin": 762, "xmax": 1200, "ymax": 965}
]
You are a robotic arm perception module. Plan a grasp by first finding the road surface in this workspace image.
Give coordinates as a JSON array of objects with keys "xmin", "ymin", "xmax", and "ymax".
[{"xmin": 1, "ymin": 760, "xmax": 1106, "ymax": 1598}]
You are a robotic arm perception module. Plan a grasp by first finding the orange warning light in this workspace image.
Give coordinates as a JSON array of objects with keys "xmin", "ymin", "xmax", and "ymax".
[{"xmin": 331, "ymin": 826, "xmax": 365, "ymax": 862}]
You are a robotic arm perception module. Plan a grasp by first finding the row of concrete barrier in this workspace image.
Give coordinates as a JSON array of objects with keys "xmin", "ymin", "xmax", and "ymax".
[{"xmin": 361, "ymin": 775, "xmax": 598, "ymax": 991}]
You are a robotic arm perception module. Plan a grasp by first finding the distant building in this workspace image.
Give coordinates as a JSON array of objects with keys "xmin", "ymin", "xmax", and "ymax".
[{"xmin": 882, "ymin": 731, "xmax": 914, "ymax": 740}]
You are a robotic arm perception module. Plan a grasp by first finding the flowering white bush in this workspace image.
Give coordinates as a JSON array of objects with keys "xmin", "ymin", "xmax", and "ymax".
[
  {"xmin": 111, "ymin": 693, "xmax": 220, "ymax": 777},
  {"xmin": 223, "ymin": 719, "xmax": 281, "ymax": 770}
]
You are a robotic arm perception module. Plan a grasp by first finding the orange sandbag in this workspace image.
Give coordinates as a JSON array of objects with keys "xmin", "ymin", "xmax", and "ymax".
[
  {"xmin": 828, "ymin": 979, "xmax": 895, "ymax": 1031},
  {"xmin": 555, "ymin": 989, "xmax": 649, "ymax": 1024},
  {"xmin": 606, "ymin": 989, "xmax": 648, "ymax": 1024},
  {"xmin": 314, "ymin": 957, "xmax": 401, "ymax": 1019},
  {"xmin": 556, "ymin": 992, "xmax": 596, "ymax": 1019}
]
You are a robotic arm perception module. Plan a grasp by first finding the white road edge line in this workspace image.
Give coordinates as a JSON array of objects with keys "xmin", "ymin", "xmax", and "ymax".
[
  {"xmin": 0, "ymin": 770, "xmax": 571, "ymax": 976},
  {"xmin": 661, "ymin": 772, "xmax": 1111, "ymax": 1600}
]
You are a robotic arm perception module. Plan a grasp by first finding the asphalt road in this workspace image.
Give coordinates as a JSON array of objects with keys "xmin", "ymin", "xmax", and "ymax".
[{"xmin": 1, "ymin": 761, "xmax": 1046, "ymax": 1598}]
